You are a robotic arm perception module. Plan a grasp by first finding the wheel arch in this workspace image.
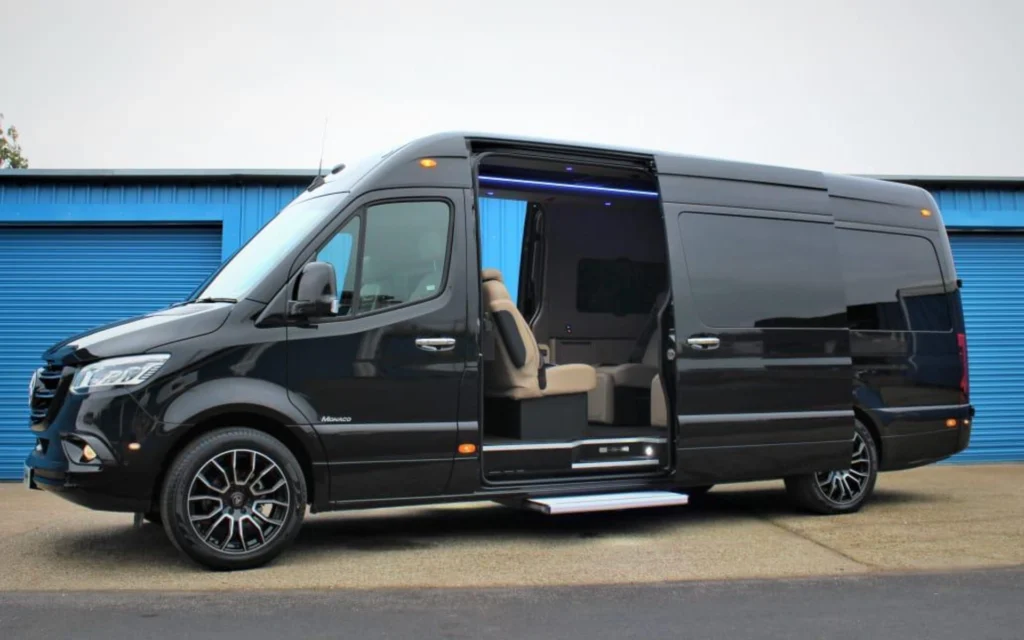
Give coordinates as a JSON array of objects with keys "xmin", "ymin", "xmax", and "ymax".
[
  {"xmin": 853, "ymin": 405, "xmax": 883, "ymax": 464},
  {"xmin": 151, "ymin": 409, "xmax": 324, "ymax": 512}
]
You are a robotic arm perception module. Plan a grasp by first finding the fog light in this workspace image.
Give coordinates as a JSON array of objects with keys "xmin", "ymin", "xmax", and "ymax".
[
  {"xmin": 644, "ymin": 446, "xmax": 655, "ymax": 457},
  {"xmin": 81, "ymin": 444, "xmax": 98, "ymax": 462}
]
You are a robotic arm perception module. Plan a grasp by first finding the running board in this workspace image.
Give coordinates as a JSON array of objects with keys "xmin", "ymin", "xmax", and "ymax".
[{"xmin": 523, "ymin": 491, "xmax": 689, "ymax": 515}]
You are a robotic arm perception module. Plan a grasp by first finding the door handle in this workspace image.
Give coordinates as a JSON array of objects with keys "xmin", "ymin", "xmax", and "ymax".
[
  {"xmin": 416, "ymin": 337, "xmax": 456, "ymax": 352},
  {"xmin": 686, "ymin": 336, "xmax": 720, "ymax": 351}
]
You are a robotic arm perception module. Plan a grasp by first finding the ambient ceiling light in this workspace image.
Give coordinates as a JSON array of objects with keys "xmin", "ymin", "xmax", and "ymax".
[{"xmin": 477, "ymin": 175, "xmax": 659, "ymax": 198}]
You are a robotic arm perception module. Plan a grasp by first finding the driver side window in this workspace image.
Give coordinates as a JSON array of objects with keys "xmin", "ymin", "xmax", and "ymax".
[
  {"xmin": 316, "ymin": 216, "xmax": 360, "ymax": 317},
  {"xmin": 315, "ymin": 200, "xmax": 452, "ymax": 318}
]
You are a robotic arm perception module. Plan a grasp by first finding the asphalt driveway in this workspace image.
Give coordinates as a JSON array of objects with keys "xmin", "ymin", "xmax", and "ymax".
[{"xmin": 0, "ymin": 464, "xmax": 1021, "ymax": 591}]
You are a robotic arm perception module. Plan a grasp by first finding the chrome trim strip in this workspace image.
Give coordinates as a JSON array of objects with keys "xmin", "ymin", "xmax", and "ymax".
[
  {"xmin": 874, "ymin": 404, "xmax": 972, "ymax": 414},
  {"xmin": 676, "ymin": 409, "xmax": 854, "ymax": 424},
  {"xmin": 571, "ymin": 459, "xmax": 661, "ymax": 470},
  {"xmin": 483, "ymin": 437, "xmax": 667, "ymax": 452}
]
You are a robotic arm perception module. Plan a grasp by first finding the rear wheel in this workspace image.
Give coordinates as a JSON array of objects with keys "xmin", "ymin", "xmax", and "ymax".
[
  {"xmin": 160, "ymin": 427, "xmax": 307, "ymax": 570},
  {"xmin": 784, "ymin": 420, "xmax": 878, "ymax": 515}
]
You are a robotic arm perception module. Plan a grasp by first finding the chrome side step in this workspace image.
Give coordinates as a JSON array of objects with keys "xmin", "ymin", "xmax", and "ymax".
[{"xmin": 523, "ymin": 490, "xmax": 689, "ymax": 515}]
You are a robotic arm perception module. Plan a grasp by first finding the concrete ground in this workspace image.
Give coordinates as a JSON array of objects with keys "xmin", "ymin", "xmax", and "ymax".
[{"xmin": 0, "ymin": 464, "xmax": 1021, "ymax": 591}]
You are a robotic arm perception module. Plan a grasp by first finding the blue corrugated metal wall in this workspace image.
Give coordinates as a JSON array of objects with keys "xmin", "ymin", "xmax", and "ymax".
[
  {"xmin": 0, "ymin": 226, "xmax": 223, "ymax": 479},
  {"xmin": 948, "ymin": 235, "xmax": 1024, "ymax": 462},
  {"xmin": 936, "ymin": 186, "xmax": 1024, "ymax": 462},
  {"xmin": 0, "ymin": 178, "xmax": 306, "ymax": 260}
]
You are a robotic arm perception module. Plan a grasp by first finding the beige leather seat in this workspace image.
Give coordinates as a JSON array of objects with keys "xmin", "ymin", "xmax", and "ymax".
[
  {"xmin": 588, "ymin": 292, "xmax": 666, "ymax": 424},
  {"xmin": 482, "ymin": 268, "xmax": 596, "ymax": 399},
  {"xmin": 650, "ymin": 374, "xmax": 668, "ymax": 427}
]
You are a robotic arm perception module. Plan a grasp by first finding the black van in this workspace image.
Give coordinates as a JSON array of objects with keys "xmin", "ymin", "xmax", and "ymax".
[{"xmin": 23, "ymin": 132, "xmax": 973, "ymax": 570}]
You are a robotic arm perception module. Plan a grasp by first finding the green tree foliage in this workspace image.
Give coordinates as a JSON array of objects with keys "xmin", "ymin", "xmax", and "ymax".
[{"xmin": 0, "ymin": 113, "xmax": 29, "ymax": 169}]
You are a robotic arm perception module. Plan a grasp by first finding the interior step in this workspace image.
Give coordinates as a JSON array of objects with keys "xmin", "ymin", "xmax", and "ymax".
[{"xmin": 523, "ymin": 490, "xmax": 689, "ymax": 515}]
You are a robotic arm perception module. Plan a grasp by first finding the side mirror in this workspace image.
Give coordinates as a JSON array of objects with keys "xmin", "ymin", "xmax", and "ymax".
[{"xmin": 287, "ymin": 261, "xmax": 339, "ymax": 319}]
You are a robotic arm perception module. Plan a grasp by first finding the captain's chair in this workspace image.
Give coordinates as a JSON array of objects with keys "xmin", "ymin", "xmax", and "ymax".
[
  {"xmin": 482, "ymin": 268, "xmax": 596, "ymax": 399},
  {"xmin": 589, "ymin": 291, "xmax": 666, "ymax": 425}
]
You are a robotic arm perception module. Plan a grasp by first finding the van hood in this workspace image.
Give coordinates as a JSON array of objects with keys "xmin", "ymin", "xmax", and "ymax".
[{"xmin": 42, "ymin": 302, "xmax": 233, "ymax": 366}]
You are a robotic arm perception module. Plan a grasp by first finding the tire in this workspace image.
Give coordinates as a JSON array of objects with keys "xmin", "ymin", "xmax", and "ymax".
[
  {"xmin": 784, "ymin": 420, "xmax": 878, "ymax": 515},
  {"xmin": 160, "ymin": 427, "xmax": 307, "ymax": 571}
]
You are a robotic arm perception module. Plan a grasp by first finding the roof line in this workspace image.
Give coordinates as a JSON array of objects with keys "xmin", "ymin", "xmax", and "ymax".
[
  {"xmin": 0, "ymin": 168, "xmax": 1020, "ymax": 185},
  {"xmin": 0, "ymin": 168, "xmax": 318, "ymax": 179}
]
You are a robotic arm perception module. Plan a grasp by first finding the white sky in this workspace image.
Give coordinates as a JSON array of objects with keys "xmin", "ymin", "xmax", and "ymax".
[{"xmin": 5, "ymin": 0, "xmax": 1023, "ymax": 176}]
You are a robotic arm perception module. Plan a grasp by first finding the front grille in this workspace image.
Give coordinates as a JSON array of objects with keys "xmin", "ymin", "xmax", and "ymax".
[{"xmin": 30, "ymin": 364, "xmax": 65, "ymax": 426}]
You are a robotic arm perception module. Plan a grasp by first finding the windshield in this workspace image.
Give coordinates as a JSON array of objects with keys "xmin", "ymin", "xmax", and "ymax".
[{"xmin": 194, "ymin": 192, "xmax": 347, "ymax": 301}]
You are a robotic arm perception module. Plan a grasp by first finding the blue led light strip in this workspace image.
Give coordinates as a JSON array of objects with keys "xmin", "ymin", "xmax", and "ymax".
[{"xmin": 477, "ymin": 175, "xmax": 660, "ymax": 198}]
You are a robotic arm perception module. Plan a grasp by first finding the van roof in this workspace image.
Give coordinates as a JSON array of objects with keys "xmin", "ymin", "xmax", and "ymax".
[{"xmin": 386, "ymin": 130, "xmax": 938, "ymax": 206}]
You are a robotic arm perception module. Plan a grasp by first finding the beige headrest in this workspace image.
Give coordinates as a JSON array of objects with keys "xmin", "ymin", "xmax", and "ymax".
[
  {"xmin": 482, "ymin": 268, "xmax": 503, "ymax": 282},
  {"xmin": 482, "ymin": 278, "xmax": 511, "ymax": 304}
]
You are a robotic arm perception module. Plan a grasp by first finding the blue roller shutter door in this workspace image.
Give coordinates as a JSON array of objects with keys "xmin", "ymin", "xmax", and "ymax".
[
  {"xmin": 949, "ymin": 234, "xmax": 1024, "ymax": 462},
  {"xmin": 0, "ymin": 226, "xmax": 223, "ymax": 479}
]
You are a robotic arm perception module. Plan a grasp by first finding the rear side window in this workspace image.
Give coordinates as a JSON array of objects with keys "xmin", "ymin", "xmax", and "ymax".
[
  {"xmin": 837, "ymin": 228, "xmax": 952, "ymax": 332},
  {"xmin": 677, "ymin": 212, "xmax": 846, "ymax": 328}
]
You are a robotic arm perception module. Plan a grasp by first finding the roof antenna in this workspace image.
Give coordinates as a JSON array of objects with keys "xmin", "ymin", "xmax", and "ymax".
[{"xmin": 306, "ymin": 115, "xmax": 329, "ymax": 191}]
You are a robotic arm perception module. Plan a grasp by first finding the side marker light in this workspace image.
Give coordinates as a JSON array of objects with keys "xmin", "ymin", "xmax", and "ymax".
[
  {"xmin": 419, "ymin": 158, "xmax": 438, "ymax": 168},
  {"xmin": 921, "ymin": 208, "xmax": 932, "ymax": 217},
  {"xmin": 458, "ymin": 443, "xmax": 477, "ymax": 454},
  {"xmin": 945, "ymin": 419, "xmax": 958, "ymax": 428}
]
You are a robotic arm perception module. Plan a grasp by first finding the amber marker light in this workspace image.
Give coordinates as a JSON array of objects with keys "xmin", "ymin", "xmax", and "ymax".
[
  {"xmin": 419, "ymin": 158, "xmax": 438, "ymax": 168},
  {"xmin": 945, "ymin": 418, "xmax": 958, "ymax": 428},
  {"xmin": 458, "ymin": 443, "xmax": 477, "ymax": 454},
  {"xmin": 921, "ymin": 208, "xmax": 933, "ymax": 217}
]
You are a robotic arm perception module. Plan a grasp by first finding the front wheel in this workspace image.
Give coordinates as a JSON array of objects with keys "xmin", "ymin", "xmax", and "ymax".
[
  {"xmin": 160, "ymin": 427, "xmax": 307, "ymax": 570},
  {"xmin": 784, "ymin": 420, "xmax": 878, "ymax": 515}
]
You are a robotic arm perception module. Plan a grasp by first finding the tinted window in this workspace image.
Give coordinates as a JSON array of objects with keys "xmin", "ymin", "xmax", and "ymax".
[
  {"xmin": 316, "ymin": 216, "xmax": 360, "ymax": 316},
  {"xmin": 837, "ymin": 229, "xmax": 952, "ymax": 332},
  {"xmin": 576, "ymin": 258, "xmax": 667, "ymax": 315},
  {"xmin": 315, "ymin": 200, "xmax": 452, "ymax": 317},
  {"xmin": 678, "ymin": 212, "xmax": 846, "ymax": 328}
]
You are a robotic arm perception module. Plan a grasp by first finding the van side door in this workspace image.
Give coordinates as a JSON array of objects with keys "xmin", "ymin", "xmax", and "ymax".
[
  {"xmin": 656, "ymin": 167, "xmax": 854, "ymax": 486},
  {"xmin": 286, "ymin": 188, "xmax": 470, "ymax": 504}
]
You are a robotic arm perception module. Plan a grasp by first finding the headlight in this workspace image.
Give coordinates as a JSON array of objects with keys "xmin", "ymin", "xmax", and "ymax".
[
  {"xmin": 28, "ymin": 369, "xmax": 39, "ymax": 405},
  {"xmin": 71, "ymin": 354, "xmax": 170, "ymax": 394}
]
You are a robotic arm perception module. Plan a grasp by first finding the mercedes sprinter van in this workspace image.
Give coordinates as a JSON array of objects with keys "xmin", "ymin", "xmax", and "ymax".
[{"xmin": 23, "ymin": 132, "xmax": 973, "ymax": 570}]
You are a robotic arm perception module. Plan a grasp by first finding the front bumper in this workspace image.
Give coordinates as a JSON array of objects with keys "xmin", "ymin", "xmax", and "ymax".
[
  {"xmin": 23, "ymin": 462, "xmax": 151, "ymax": 512},
  {"xmin": 23, "ymin": 376, "xmax": 163, "ymax": 514}
]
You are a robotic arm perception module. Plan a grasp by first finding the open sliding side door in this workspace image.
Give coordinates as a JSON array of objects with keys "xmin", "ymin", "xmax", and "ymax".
[{"xmin": 654, "ymin": 158, "xmax": 855, "ymax": 486}]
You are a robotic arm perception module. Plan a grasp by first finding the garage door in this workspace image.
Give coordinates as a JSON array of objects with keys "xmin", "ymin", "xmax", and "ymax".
[
  {"xmin": 949, "ymin": 234, "xmax": 1024, "ymax": 462},
  {"xmin": 0, "ymin": 226, "xmax": 223, "ymax": 479}
]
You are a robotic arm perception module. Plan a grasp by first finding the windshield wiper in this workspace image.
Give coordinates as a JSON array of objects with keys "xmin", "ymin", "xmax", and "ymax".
[{"xmin": 192, "ymin": 297, "xmax": 238, "ymax": 304}]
